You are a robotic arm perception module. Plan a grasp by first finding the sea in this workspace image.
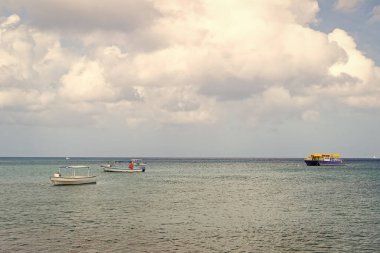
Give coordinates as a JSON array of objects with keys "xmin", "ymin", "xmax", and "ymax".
[{"xmin": 0, "ymin": 157, "xmax": 379, "ymax": 252}]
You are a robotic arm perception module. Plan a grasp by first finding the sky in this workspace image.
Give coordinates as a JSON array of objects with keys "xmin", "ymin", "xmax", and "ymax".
[{"xmin": 0, "ymin": 0, "xmax": 379, "ymax": 158}]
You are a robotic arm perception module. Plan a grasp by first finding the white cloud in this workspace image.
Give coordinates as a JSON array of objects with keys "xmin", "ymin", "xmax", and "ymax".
[
  {"xmin": 328, "ymin": 29, "xmax": 376, "ymax": 84},
  {"xmin": 2, "ymin": 0, "xmax": 159, "ymax": 32},
  {"xmin": 370, "ymin": 5, "xmax": 380, "ymax": 22},
  {"xmin": 335, "ymin": 0, "xmax": 363, "ymax": 12},
  {"xmin": 0, "ymin": 14, "xmax": 75, "ymax": 86},
  {"xmin": 0, "ymin": 14, "xmax": 20, "ymax": 29},
  {"xmin": 345, "ymin": 95, "xmax": 380, "ymax": 108},
  {"xmin": 302, "ymin": 110, "xmax": 320, "ymax": 122},
  {"xmin": 0, "ymin": 88, "xmax": 55, "ymax": 111},
  {"xmin": 326, "ymin": 29, "xmax": 380, "ymax": 108},
  {"xmin": 0, "ymin": 0, "xmax": 379, "ymax": 130},
  {"xmin": 59, "ymin": 59, "xmax": 119, "ymax": 102}
]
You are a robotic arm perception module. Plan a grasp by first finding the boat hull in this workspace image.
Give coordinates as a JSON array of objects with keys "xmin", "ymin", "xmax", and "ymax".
[
  {"xmin": 50, "ymin": 176, "xmax": 97, "ymax": 185},
  {"xmin": 305, "ymin": 160, "xmax": 344, "ymax": 166},
  {"xmin": 103, "ymin": 167, "xmax": 145, "ymax": 173}
]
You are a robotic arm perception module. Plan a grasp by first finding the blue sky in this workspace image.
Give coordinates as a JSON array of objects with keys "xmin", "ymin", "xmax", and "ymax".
[{"xmin": 0, "ymin": 0, "xmax": 379, "ymax": 157}]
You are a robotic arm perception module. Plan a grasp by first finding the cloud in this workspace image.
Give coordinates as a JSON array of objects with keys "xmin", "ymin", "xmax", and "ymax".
[
  {"xmin": 0, "ymin": 14, "xmax": 20, "ymax": 29},
  {"xmin": 327, "ymin": 29, "xmax": 380, "ymax": 106},
  {"xmin": 0, "ymin": 14, "xmax": 74, "ymax": 86},
  {"xmin": 302, "ymin": 110, "xmax": 320, "ymax": 122},
  {"xmin": 344, "ymin": 95, "xmax": 380, "ymax": 108},
  {"xmin": 244, "ymin": 86, "xmax": 314, "ymax": 127},
  {"xmin": 370, "ymin": 5, "xmax": 380, "ymax": 22},
  {"xmin": 334, "ymin": 0, "xmax": 363, "ymax": 12},
  {"xmin": 0, "ymin": 0, "xmax": 379, "ymax": 130},
  {"xmin": 2, "ymin": 0, "xmax": 160, "ymax": 32},
  {"xmin": 59, "ymin": 59, "xmax": 119, "ymax": 102},
  {"xmin": 149, "ymin": 1, "xmax": 342, "ymax": 100},
  {"xmin": 0, "ymin": 89, "xmax": 55, "ymax": 110}
]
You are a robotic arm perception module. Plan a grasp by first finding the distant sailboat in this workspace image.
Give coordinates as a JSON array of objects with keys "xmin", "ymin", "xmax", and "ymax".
[{"xmin": 373, "ymin": 155, "xmax": 377, "ymax": 159}]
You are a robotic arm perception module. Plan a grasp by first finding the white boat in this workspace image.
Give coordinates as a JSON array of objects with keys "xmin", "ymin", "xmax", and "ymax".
[
  {"xmin": 101, "ymin": 159, "xmax": 146, "ymax": 173},
  {"xmin": 50, "ymin": 166, "xmax": 97, "ymax": 185}
]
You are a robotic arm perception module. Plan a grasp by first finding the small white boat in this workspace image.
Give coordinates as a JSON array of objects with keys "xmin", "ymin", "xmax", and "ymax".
[
  {"xmin": 101, "ymin": 159, "xmax": 146, "ymax": 173},
  {"xmin": 103, "ymin": 167, "xmax": 145, "ymax": 173},
  {"xmin": 50, "ymin": 166, "xmax": 96, "ymax": 185}
]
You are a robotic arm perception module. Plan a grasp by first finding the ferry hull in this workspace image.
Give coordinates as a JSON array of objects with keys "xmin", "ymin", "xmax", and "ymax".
[
  {"xmin": 305, "ymin": 160, "xmax": 320, "ymax": 166},
  {"xmin": 305, "ymin": 160, "xmax": 344, "ymax": 166}
]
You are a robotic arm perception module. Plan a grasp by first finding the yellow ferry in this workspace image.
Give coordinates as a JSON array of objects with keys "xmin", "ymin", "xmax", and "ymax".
[{"xmin": 304, "ymin": 153, "xmax": 344, "ymax": 166}]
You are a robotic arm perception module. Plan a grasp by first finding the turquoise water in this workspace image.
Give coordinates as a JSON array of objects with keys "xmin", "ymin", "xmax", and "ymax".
[{"xmin": 0, "ymin": 158, "xmax": 379, "ymax": 252}]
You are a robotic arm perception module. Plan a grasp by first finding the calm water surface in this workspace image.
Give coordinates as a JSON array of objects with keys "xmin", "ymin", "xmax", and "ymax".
[{"xmin": 0, "ymin": 158, "xmax": 379, "ymax": 252}]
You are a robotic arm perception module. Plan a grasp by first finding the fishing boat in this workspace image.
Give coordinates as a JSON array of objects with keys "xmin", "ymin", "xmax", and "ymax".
[
  {"xmin": 50, "ymin": 165, "xmax": 97, "ymax": 185},
  {"xmin": 102, "ymin": 159, "xmax": 146, "ymax": 173},
  {"xmin": 304, "ymin": 153, "xmax": 344, "ymax": 166}
]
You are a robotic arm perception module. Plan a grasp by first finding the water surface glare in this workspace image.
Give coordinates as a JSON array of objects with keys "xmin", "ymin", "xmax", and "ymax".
[{"xmin": 0, "ymin": 158, "xmax": 379, "ymax": 252}]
